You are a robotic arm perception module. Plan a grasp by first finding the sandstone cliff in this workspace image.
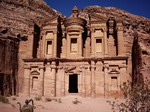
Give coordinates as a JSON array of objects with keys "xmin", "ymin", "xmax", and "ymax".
[
  {"xmin": 0, "ymin": 0, "xmax": 64, "ymax": 37},
  {"xmin": 79, "ymin": 6, "xmax": 150, "ymax": 82},
  {"xmin": 0, "ymin": 0, "xmax": 64, "ymax": 95}
]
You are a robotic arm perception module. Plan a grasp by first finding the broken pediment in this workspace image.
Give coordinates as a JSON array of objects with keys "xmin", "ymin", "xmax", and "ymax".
[
  {"xmin": 42, "ymin": 16, "xmax": 58, "ymax": 26},
  {"xmin": 66, "ymin": 66, "xmax": 76, "ymax": 72},
  {"xmin": 30, "ymin": 70, "xmax": 40, "ymax": 75},
  {"xmin": 65, "ymin": 66, "xmax": 82, "ymax": 74}
]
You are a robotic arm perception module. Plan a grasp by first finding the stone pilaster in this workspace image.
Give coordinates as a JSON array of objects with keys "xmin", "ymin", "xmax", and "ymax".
[
  {"xmin": 91, "ymin": 61, "xmax": 96, "ymax": 97},
  {"xmin": 81, "ymin": 66, "xmax": 86, "ymax": 97},
  {"xmin": 41, "ymin": 31, "xmax": 46, "ymax": 58},
  {"xmin": 53, "ymin": 31, "xmax": 57, "ymax": 57},
  {"xmin": 117, "ymin": 23, "xmax": 125, "ymax": 56},
  {"xmin": 39, "ymin": 66, "xmax": 44, "ymax": 96},
  {"xmin": 91, "ymin": 28, "xmax": 95, "ymax": 57},
  {"xmin": 61, "ymin": 66, "xmax": 66, "ymax": 96},
  {"xmin": 104, "ymin": 64, "xmax": 109, "ymax": 98},
  {"xmin": 56, "ymin": 66, "xmax": 63, "ymax": 97},
  {"xmin": 40, "ymin": 31, "xmax": 45, "ymax": 58},
  {"xmin": 61, "ymin": 37, "xmax": 67, "ymax": 58},
  {"xmin": 78, "ymin": 31, "xmax": 83, "ymax": 57},
  {"xmin": 103, "ymin": 28, "xmax": 108, "ymax": 56},
  {"xmin": 27, "ymin": 27, "xmax": 34, "ymax": 58},
  {"xmin": 23, "ymin": 64, "xmax": 31, "ymax": 96},
  {"xmin": 66, "ymin": 33, "xmax": 70, "ymax": 57},
  {"xmin": 51, "ymin": 61, "xmax": 57, "ymax": 97},
  {"xmin": 44, "ymin": 62, "xmax": 52, "ymax": 97}
]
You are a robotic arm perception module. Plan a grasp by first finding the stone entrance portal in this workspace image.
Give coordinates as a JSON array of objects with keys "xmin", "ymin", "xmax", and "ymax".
[{"xmin": 69, "ymin": 74, "xmax": 78, "ymax": 93}]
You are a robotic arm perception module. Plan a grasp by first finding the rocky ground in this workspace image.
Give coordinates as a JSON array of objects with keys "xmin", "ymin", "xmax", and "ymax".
[{"xmin": 0, "ymin": 95, "xmax": 115, "ymax": 112}]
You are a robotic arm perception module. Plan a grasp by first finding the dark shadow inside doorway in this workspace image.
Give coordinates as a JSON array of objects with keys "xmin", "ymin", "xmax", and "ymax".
[{"xmin": 69, "ymin": 74, "xmax": 78, "ymax": 93}]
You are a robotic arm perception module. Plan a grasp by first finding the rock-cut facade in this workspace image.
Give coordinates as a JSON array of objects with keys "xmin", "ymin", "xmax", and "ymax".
[{"xmin": 20, "ymin": 7, "xmax": 130, "ymax": 97}]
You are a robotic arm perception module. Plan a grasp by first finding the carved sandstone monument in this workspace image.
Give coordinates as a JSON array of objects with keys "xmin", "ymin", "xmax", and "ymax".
[
  {"xmin": 0, "ymin": 0, "xmax": 150, "ymax": 97},
  {"xmin": 21, "ymin": 6, "xmax": 129, "ymax": 97}
]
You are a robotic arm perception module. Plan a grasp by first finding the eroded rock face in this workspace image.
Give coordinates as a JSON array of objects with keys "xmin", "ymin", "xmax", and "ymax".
[
  {"xmin": 0, "ymin": 0, "xmax": 64, "ymax": 37},
  {"xmin": 79, "ymin": 6, "xmax": 150, "ymax": 81}
]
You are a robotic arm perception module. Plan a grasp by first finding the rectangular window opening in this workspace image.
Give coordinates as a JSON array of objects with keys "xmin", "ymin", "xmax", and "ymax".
[
  {"xmin": 96, "ymin": 39, "xmax": 102, "ymax": 43},
  {"xmin": 46, "ymin": 41, "xmax": 52, "ymax": 55},
  {"xmin": 71, "ymin": 38, "xmax": 77, "ymax": 53},
  {"xmin": 32, "ymin": 77, "xmax": 38, "ymax": 89},
  {"xmin": 95, "ymin": 38, "xmax": 102, "ymax": 53},
  {"xmin": 111, "ymin": 76, "xmax": 118, "ymax": 91},
  {"xmin": 71, "ymin": 38, "xmax": 77, "ymax": 43},
  {"xmin": 111, "ymin": 76, "xmax": 117, "ymax": 79}
]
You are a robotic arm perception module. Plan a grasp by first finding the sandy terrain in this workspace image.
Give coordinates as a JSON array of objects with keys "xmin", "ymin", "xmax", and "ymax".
[{"xmin": 0, "ymin": 95, "xmax": 114, "ymax": 112}]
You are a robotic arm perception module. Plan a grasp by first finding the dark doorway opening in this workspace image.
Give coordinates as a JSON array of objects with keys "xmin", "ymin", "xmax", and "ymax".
[{"xmin": 69, "ymin": 74, "xmax": 78, "ymax": 93}]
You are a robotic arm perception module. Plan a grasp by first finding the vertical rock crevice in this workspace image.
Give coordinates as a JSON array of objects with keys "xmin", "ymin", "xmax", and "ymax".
[{"xmin": 132, "ymin": 32, "xmax": 143, "ymax": 84}]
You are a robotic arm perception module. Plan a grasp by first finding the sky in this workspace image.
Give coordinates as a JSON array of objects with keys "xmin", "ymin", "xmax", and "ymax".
[{"xmin": 44, "ymin": 0, "xmax": 150, "ymax": 19}]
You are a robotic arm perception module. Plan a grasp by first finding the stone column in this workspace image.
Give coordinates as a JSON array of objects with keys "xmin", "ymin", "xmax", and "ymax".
[
  {"xmin": 103, "ymin": 28, "xmax": 108, "ymax": 56},
  {"xmin": 117, "ymin": 23, "xmax": 125, "ymax": 56},
  {"xmin": 78, "ymin": 31, "xmax": 83, "ymax": 57},
  {"xmin": 104, "ymin": 64, "xmax": 109, "ymax": 98},
  {"xmin": 23, "ymin": 64, "xmax": 31, "ymax": 96},
  {"xmin": 27, "ymin": 27, "xmax": 34, "ymax": 58},
  {"xmin": 42, "ymin": 31, "xmax": 46, "ymax": 58},
  {"xmin": 51, "ymin": 61, "xmax": 56, "ymax": 97},
  {"xmin": 40, "ymin": 32, "xmax": 45, "ymax": 58},
  {"xmin": 82, "ymin": 66, "xmax": 86, "ymax": 97},
  {"xmin": 56, "ymin": 66, "xmax": 63, "ymax": 97},
  {"xmin": 53, "ymin": 31, "xmax": 57, "ymax": 57},
  {"xmin": 39, "ymin": 66, "xmax": 44, "ymax": 96},
  {"xmin": 91, "ymin": 29, "xmax": 95, "ymax": 57},
  {"xmin": 61, "ymin": 38, "xmax": 67, "ymax": 58},
  {"xmin": 61, "ymin": 66, "xmax": 65, "ymax": 96},
  {"xmin": 91, "ymin": 61, "xmax": 96, "ymax": 97},
  {"xmin": 44, "ymin": 62, "xmax": 52, "ymax": 97},
  {"xmin": 66, "ymin": 34, "xmax": 70, "ymax": 57}
]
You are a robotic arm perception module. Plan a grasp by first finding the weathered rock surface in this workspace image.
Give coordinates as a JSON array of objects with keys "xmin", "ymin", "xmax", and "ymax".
[
  {"xmin": 79, "ymin": 6, "xmax": 150, "ymax": 81},
  {"xmin": 0, "ymin": 0, "xmax": 64, "ymax": 37}
]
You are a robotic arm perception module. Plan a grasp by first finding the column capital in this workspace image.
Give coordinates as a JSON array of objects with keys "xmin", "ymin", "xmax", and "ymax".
[
  {"xmin": 41, "ymin": 31, "xmax": 46, "ymax": 35},
  {"xmin": 103, "ymin": 64, "xmax": 109, "ymax": 69},
  {"xmin": 57, "ymin": 66, "xmax": 63, "ymax": 69},
  {"xmin": 79, "ymin": 30, "xmax": 84, "ymax": 34},
  {"xmin": 51, "ymin": 65, "xmax": 56, "ymax": 69},
  {"xmin": 91, "ymin": 61, "xmax": 96, "ymax": 68},
  {"xmin": 90, "ymin": 28, "xmax": 95, "ymax": 33},
  {"xmin": 102, "ymin": 27, "xmax": 107, "ymax": 32},
  {"xmin": 53, "ymin": 30, "xmax": 57, "ymax": 34},
  {"xmin": 91, "ymin": 60, "xmax": 95, "ymax": 65},
  {"xmin": 117, "ymin": 26, "xmax": 123, "ymax": 31}
]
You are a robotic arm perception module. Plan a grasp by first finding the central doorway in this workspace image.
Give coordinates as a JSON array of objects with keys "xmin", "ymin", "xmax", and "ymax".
[{"xmin": 69, "ymin": 74, "xmax": 78, "ymax": 93}]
